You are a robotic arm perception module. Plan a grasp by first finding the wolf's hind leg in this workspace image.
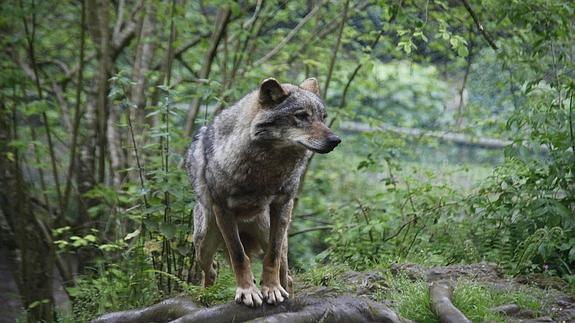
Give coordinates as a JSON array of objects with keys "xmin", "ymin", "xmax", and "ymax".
[{"xmin": 193, "ymin": 204, "xmax": 220, "ymax": 287}]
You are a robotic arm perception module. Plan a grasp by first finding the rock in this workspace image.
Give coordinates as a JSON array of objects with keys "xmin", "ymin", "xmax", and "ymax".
[
  {"xmin": 342, "ymin": 270, "xmax": 388, "ymax": 297},
  {"xmin": 492, "ymin": 303, "xmax": 521, "ymax": 315},
  {"xmin": 523, "ymin": 316, "xmax": 554, "ymax": 322}
]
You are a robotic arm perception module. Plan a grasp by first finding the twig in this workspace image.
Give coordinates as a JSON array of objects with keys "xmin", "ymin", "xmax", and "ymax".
[
  {"xmin": 126, "ymin": 109, "xmax": 148, "ymax": 210},
  {"xmin": 569, "ymin": 91, "xmax": 575, "ymax": 160},
  {"xmin": 459, "ymin": 0, "xmax": 498, "ymax": 50},
  {"xmin": 253, "ymin": 1, "xmax": 324, "ymax": 65},
  {"xmin": 289, "ymin": 225, "xmax": 333, "ymax": 237},
  {"xmin": 355, "ymin": 199, "xmax": 374, "ymax": 243},
  {"xmin": 323, "ymin": 0, "xmax": 349, "ymax": 99}
]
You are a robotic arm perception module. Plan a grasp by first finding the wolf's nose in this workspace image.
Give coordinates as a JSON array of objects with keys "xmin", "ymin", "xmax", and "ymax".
[{"xmin": 327, "ymin": 134, "xmax": 342, "ymax": 146}]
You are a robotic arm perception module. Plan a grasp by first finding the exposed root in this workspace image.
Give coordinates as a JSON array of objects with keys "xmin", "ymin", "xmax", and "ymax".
[{"xmin": 91, "ymin": 295, "xmax": 408, "ymax": 323}]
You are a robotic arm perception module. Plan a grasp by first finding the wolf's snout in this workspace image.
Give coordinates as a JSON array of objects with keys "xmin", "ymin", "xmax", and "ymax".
[
  {"xmin": 327, "ymin": 134, "xmax": 342, "ymax": 146},
  {"xmin": 314, "ymin": 134, "xmax": 341, "ymax": 154}
]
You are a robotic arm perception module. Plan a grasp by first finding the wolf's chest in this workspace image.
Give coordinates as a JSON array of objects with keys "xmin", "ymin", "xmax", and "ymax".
[{"xmin": 227, "ymin": 161, "xmax": 297, "ymax": 195}]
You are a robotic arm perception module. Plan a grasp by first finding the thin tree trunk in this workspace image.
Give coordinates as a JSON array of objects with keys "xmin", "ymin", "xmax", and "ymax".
[
  {"xmin": 107, "ymin": 102, "xmax": 124, "ymax": 188},
  {"xmin": 20, "ymin": 0, "xmax": 64, "ymax": 216},
  {"xmin": 91, "ymin": 0, "xmax": 113, "ymax": 184},
  {"xmin": 0, "ymin": 102, "xmax": 55, "ymax": 323},
  {"xmin": 456, "ymin": 37, "xmax": 474, "ymax": 129},
  {"xmin": 131, "ymin": 1, "xmax": 156, "ymax": 129},
  {"xmin": 76, "ymin": 97, "xmax": 97, "ymax": 229},
  {"xmin": 63, "ymin": 0, "xmax": 86, "ymax": 215},
  {"xmin": 183, "ymin": 6, "xmax": 231, "ymax": 138}
]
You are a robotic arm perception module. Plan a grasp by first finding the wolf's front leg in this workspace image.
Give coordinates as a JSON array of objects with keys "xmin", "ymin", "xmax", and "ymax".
[
  {"xmin": 261, "ymin": 199, "xmax": 292, "ymax": 305},
  {"xmin": 212, "ymin": 205, "xmax": 263, "ymax": 307}
]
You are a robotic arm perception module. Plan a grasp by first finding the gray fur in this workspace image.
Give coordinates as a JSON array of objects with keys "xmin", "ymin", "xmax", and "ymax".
[{"xmin": 185, "ymin": 78, "xmax": 340, "ymax": 307}]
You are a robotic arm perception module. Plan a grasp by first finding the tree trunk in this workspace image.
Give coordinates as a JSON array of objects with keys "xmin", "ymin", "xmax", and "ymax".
[
  {"xmin": 131, "ymin": 0, "xmax": 156, "ymax": 131},
  {"xmin": 87, "ymin": 0, "xmax": 113, "ymax": 185},
  {"xmin": 0, "ymin": 102, "xmax": 55, "ymax": 323}
]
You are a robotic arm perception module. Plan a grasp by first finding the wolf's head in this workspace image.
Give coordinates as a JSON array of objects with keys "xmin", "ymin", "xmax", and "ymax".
[{"xmin": 250, "ymin": 78, "xmax": 341, "ymax": 154}]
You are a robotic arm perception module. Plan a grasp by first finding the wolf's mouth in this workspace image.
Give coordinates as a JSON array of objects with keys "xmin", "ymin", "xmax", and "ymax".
[{"xmin": 297, "ymin": 141, "xmax": 337, "ymax": 154}]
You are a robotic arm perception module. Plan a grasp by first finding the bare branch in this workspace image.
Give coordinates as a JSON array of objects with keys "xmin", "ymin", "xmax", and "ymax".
[
  {"xmin": 183, "ymin": 6, "xmax": 232, "ymax": 138},
  {"xmin": 113, "ymin": 0, "xmax": 126, "ymax": 40},
  {"xmin": 289, "ymin": 225, "xmax": 333, "ymax": 237},
  {"xmin": 286, "ymin": 1, "xmax": 371, "ymax": 65},
  {"xmin": 253, "ymin": 1, "xmax": 324, "ymax": 66},
  {"xmin": 459, "ymin": 0, "xmax": 498, "ymax": 50},
  {"xmin": 323, "ymin": 0, "xmax": 350, "ymax": 99}
]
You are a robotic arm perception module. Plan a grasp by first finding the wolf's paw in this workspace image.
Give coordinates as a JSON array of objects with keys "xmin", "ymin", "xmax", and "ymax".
[
  {"xmin": 261, "ymin": 284, "xmax": 289, "ymax": 305},
  {"xmin": 235, "ymin": 285, "xmax": 263, "ymax": 307}
]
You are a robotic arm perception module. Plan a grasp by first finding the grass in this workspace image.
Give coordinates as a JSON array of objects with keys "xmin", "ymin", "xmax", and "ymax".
[
  {"xmin": 452, "ymin": 280, "xmax": 545, "ymax": 322},
  {"xmin": 381, "ymin": 274, "xmax": 438, "ymax": 322},
  {"xmin": 297, "ymin": 263, "xmax": 349, "ymax": 291}
]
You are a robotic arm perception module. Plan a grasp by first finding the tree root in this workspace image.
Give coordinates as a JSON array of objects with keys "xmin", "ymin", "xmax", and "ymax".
[
  {"xmin": 92, "ymin": 295, "xmax": 408, "ymax": 323},
  {"xmin": 91, "ymin": 297, "xmax": 199, "ymax": 323},
  {"xmin": 429, "ymin": 281, "xmax": 471, "ymax": 323}
]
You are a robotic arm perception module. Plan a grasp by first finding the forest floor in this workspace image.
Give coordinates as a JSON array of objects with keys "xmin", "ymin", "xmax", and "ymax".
[
  {"xmin": 295, "ymin": 262, "xmax": 575, "ymax": 322},
  {"xmin": 3, "ymin": 244, "xmax": 575, "ymax": 322},
  {"xmin": 89, "ymin": 262, "xmax": 575, "ymax": 322}
]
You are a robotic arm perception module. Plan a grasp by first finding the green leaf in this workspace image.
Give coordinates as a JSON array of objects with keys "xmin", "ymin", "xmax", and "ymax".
[
  {"xmin": 457, "ymin": 45, "xmax": 469, "ymax": 57},
  {"xmin": 159, "ymin": 222, "xmax": 177, "ymax": 240}
]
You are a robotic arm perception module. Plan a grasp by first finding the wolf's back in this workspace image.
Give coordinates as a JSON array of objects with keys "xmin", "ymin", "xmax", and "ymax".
[{"xmin": 185, "ymin": 125, "xmax": 214, "ymax": 206}]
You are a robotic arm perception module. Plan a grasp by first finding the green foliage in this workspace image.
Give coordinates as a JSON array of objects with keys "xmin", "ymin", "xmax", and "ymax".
[{"xmin": 68, "ymin": 253, "xmax": 161, "ymax": 322}]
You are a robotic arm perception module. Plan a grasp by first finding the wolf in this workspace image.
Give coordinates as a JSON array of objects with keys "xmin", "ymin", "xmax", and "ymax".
[{"xmin": 185, "ymin": 77, "xmax": 341, "ymax": 307}]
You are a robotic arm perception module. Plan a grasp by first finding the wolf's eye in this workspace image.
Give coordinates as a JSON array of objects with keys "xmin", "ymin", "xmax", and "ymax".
[{"xmin": 294, "ymin": 112, "xmax": 310, "ymax": 121}]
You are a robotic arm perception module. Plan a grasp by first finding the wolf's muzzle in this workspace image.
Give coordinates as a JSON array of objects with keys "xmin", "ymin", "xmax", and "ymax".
[{"xmin": 313, "ymin": 134, "xmax": 341, "ymax": 154}]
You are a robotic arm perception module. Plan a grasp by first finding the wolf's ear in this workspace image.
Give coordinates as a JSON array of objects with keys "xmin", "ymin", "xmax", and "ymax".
[
  {"xmin": 259, "ymin": 78, "xmax": 288, "ymax": 105},
  {"xmin": 300, "ymin": 78, "xmax": 321, "ymax": 96}
]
